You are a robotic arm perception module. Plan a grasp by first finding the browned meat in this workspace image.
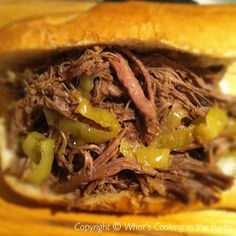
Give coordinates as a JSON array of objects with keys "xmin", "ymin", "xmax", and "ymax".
[
  {"xmin": 118, "ymin": 48, "xmax": 155, "ymax": 106},
  {"xmin": 61, "ymin": 46, "xmax": 112, "ymax": 81},
  {"xmin": 91, "ymin": 79, "xmax": 127, "ymax": 105},
  {"xmin": 52, "ymin": 128, "xmax": 155, "ymax": 193},
  {"xmin": 9, "ymin": 46, "xmax": 236, "ymax": 205},
  {"xmin": 105, "ymin": 52, "xmax": 159, "ymax": 144},
  {"xmin": 145, "ymin": 54, "xmax": 227, "ymax": 120}
]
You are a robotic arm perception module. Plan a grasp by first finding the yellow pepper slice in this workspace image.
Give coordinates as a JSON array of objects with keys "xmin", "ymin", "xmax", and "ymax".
[
  {"xmin": 44, "ymin": 101, "xmax": 121, "ymax": 144},
  {"xmin": 156, "ymin": 106, "xmax": 194, "ymax": 150},
  {"xmin": 119, "ymin": 138, "xmax": 140, "ymax": 158},
  {"xmin": 22, "ymin": 132, "xmax": 45, "ymax": 163},
  {"xmin": 73, "ymin": 91, "xmax": 121, "ymax": 143},
  {"xmin": 58, "ymin": 117, "xmax": 120, "ymax": 144},
  {"xmin": 161, "ymin": 106, "xmax": 186, "ymax": 133},
  {"xmin": 78, "ymin": 74, "xmax": 95, "ymax": 99},
  {"xmin": 119, "ymin": 138, "xmax": 170, "ymax": 169},
  {"xmin": 158, "ymin": 125, "xmax": 195, "ymax": 150},
  {"xmin": 136, "ymin": 147, "xmax": 170, "ymax": 169},
  {"xmin": 75, "ymin": 94, "xmax": 120, "ymax": 131},
  {"xmin": 45, "ymin": 89, "xmax": 121, "ymax": 144},
  {"xmin": 22, "ymin": 132, "xmax": 55, "ymax": 185},
  {"xmin": 194, "ymin": 107, "xmax": 228, "ymax": 142}
]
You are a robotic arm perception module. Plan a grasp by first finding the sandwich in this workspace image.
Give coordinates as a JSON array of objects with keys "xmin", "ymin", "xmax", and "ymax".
[{"xmin": 0, "ymin": 2, "xmax": 236, "ymax": 214}]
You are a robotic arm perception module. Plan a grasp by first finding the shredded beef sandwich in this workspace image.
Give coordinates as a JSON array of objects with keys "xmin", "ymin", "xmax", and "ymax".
[{"xmin": 0, "ymin": 2, "xmax": 236, "ymax": 214}]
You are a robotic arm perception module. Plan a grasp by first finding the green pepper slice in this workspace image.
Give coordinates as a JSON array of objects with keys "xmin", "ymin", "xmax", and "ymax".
[
  {"xmin": 78, "ymin": 74, "xmax": 95, "ymax": 99},
  {"xmin": 58, "ymin": 117, "xmax": 120, "ymax": 144},
  {"xmin": 22, "ymin": 132, "xmax": 55, "ymax": 185},
  {"xmin": 119, "ymin": 138, "xmax": 170, "ymax": 169}
]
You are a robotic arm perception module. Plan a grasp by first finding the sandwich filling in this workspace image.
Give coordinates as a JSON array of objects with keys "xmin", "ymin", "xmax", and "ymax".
[{"xmin": 3, "ymin": 46, "xmax": 236, "ymax": 204}]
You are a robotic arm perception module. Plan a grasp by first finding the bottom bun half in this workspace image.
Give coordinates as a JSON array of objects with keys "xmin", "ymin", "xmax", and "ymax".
[{"xmin": 2, "ymin": 174, "xmax": 236, "ymax": 214}]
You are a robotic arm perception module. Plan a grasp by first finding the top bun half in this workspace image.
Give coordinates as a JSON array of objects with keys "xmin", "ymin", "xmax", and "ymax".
[{"xmin": 0, "ymin": 2, "xmax": 236, "ymax": 58}]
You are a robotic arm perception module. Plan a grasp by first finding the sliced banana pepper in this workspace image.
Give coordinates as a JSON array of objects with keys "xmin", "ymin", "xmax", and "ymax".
[
  {"xmin": 78, "ymin": 74, "xmax": 95, "ymax": 99},
  {"xmin": 44, "ymin": 91, "xmax": 121, "ymax": 144},
  {"xmin": 194, "ymin": 107, "xmax": 228, "ymax": 142},
  {"xmin": 120, "ymin": 138, "xmax": 170, "ymax": 169},
  {"xmin": 22, "ymin": 132, "xmax": 55, "ymax": 185}
]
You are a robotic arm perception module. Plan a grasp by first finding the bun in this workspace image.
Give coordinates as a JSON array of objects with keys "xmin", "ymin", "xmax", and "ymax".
[
  {"xmin": 2, "ymin": 172, "xmax": 236, "ymax": 214},
  {"xmin": 0, "ymin": 2, "xmax": 236, "ymax": 57},
  {"xmin": 0, "ymin": 1, "xmax": 95, "ymax": 29}
]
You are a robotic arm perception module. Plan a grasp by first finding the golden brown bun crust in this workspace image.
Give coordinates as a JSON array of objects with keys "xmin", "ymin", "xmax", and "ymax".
[
  {"xmin": 3, "ymin": 175, "xmax": 236, "ymax": 214},
  {"xmin": 0, "ymin": 1, "xmax": 96, "ymax": 28},
  {"xmin": 1, "ymin": 2, "xmax": 236, "ymax": 57}
]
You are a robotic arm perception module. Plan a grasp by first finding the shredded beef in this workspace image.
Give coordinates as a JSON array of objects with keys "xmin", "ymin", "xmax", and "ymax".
[
  {"xmin": 9, "ymin": 46, "xmax": 236, "ymax": 205},
  {"xmin": 12, "ymin": 68, "xmax": 78, "ymax": 135},
  {"xmin": 118, "ymin": 48, "xmax": 155, "ymax": 106},
  {"xmin": 91, "ymin": 79, "xmax": 127, "ymax": 105},
  {"xmin": 61, "ymin": 46, "xmax": 112, "ymax": 82},
  {"xmin": 105, "ymin": 52, "xmax": 159, "ymax": 144},
  {"xmin": 100, "ymin": 101, "xmax": 135, "ymax": 122},
  {"xmin": 52, "ymin": 128, "xmax": 155, "ymax": 193}
]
